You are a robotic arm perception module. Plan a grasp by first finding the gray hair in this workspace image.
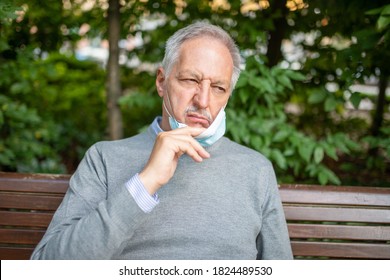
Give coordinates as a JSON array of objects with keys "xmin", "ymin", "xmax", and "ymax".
[{"xmin": 161, "ymin": 21, "xmax": 242, "ymax": 93}]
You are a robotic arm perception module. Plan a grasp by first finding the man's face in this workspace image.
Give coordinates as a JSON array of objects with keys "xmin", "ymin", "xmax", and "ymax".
[{"xmin": 156, "ymin": 36, "xmax": 233, "ymax": 131}]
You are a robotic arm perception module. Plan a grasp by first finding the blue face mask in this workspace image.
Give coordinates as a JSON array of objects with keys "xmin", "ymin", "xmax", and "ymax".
[
  {"xmin": 163, "ymin": 99, "xmax": 226, "ymax": 147},
  {"xmin": 169, "ymin": 108, "xmax": 226, "ymax": 147}
]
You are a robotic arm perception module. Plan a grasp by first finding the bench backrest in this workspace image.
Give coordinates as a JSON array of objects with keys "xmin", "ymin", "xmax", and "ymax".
[
  {"xmin": 0, "ymin": 172, "xmax": 389, "ymax": 260},
  {"xmin": 281, "ymin": 184, "xmax": 390, "ymax": 259},
  {"xmin": 0, "ymin": 172, "xmax": 69, "ymax": 259}
]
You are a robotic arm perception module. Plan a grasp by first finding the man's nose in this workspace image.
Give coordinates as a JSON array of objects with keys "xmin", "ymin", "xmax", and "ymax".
[{"xmin": 194, "ymin": 81, "xmax": 210, "ymax": 109}]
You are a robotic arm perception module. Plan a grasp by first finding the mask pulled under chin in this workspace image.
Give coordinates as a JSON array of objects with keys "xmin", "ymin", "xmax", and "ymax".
[{"xmin": 168, "ymin": 107, "xmax": 226, "ymax": 147}]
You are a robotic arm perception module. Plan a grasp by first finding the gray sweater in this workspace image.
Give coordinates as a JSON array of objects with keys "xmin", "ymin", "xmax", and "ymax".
[{"xmin": 31, "ymin": 124, "xmax": 293, "ymax": 260}]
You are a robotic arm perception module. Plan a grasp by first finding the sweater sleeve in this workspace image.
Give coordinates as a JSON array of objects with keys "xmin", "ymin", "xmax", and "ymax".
[
  {"xmin": 256, "ymin": 166, "xmax": 293, "ymax": 260},
  {"xmin": 31, "ymin": 144, "xmax": 150, "ymax": 260}
]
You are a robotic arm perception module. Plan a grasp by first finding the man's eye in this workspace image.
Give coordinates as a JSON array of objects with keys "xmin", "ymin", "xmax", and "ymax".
[
  {"xmin": 213, "ymin": 86, "xmax": 226, "ymax": 94},
  {"xmin": 181, "ymin": 78, "xmax": 198, "ymax": 84}
]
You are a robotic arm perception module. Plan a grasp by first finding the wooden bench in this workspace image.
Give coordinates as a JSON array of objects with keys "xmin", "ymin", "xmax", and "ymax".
[
  {"xmin": 1, "ymin": 172, "xmax": 389, "ymax": 260},
  {"xmin": 280, "ymin": 184, "xmax": 390, "ymax": 259}
]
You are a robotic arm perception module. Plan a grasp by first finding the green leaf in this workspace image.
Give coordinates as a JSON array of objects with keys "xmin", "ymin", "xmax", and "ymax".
[
  {"xmin": 382, "ymin": 4, "xmax": 390, "ymax": 16},
  {"xmin": 10, "ymin": 82, "xmax": 27, "ymax": 94},
  {"xmin": 366, "ymin": 6, "xmax": 384, "ymax": 15},
  {"xmin": 377, "ymin": 15, "xmax": 390, "ymax": 31},
  {"xmin": 285, "ymin": 70, "xmax": 306, "ymax": 81},
  {"xmin": 273, "ymin": 129, "xmax": 290, "ymax": 142},
  {"xmin": 235, "ymin": 74, "xmax": 248, "ymax": 89},
  {"xmin": 250, "ymin": 135, "xmax": 263, "ymax": 150},
  {"xmin": 314, "ymin": 146, "xmax": 324, "ymax": 164},
  {"xmin": 283, "ymin": 148, "xmax": 295, "ymax": 157},
  {"xmin": 298, "ymin": 141, "xmax": 315, "ymax": 163},
  {"xmin": 277, "ymin": 75, "xmax": 293, "ymax": 90},
  {"xmin": 248, "ymin": 77, "xmax": 263, "ymax": 90},
  {"xmin": 239, "ymin": 89, "xmax": 250, "ymax": 104},
  {"xmin": 320, "ymin": 167, "xmax": 341, "ymax": 185},
  {"xmin": 350, "ymin": 92, "xmax": 362, "ymax": 109},
  {"xmin": 323, "ymin": 144, "xmax": 338, "ymax": 161},
  {"xmin": 324, "ymin": 97, "xmax": 337, "ymax": 112},
  {"xmin": 324, "ymin": 168, "xmax": 341, "ymax": 185},
  {"xmin": 271, "ymin": 149, "xmax": 287, "ymax": 170},
  {"xmin": 0, "ymin": 41, "xmax": 9, "ymax": 52},
  {"xmin": 308, "ymin": 90, "xmax": 326, "ymax": 104},
  {"xmin": 249, "ymin": 77, "xmax": 274, "ymax": 93},
  {"xmin": 377, "ymin": 5, "xmax": 390, "ymax": 31},
  {"xmin": 318, "ymin": 170, "xmax": 328, "ymax": 185}
]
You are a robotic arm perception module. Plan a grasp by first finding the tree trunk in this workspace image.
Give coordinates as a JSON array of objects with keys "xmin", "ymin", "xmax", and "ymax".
[
  {"xmin": 371, "ymin": 73, "xmax": 388, "ymax": 137},
  {"xmin": 369, "ymin": 73, "xmax": 388, "ymax": 157},
  {"xmin": 266, "ymin": 0, "xmax": 289, "ymax": 67},
  {"xmin": 106, "ymin": 0, "xmax": 123, "ymax": 140}
]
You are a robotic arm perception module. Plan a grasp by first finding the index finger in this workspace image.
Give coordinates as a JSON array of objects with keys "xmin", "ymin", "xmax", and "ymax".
[{"xmin": 170, "ymin": 126, "xmax": 206, "ymax": 138}]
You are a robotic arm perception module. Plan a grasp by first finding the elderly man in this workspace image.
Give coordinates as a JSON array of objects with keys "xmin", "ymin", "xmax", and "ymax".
[{"xmin": 31, "ymin": 21, "xmax": 293, "ymax": 260}]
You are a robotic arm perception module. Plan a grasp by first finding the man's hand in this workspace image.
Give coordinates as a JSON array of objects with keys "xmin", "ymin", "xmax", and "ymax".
[{"xmin": 139, "ymin": 126, "xmax": 210, "ymax": 195}]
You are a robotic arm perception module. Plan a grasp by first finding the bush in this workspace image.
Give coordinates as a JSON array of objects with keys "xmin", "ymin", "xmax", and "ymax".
[{"xmin": 0, "ymin": 50, "xmax": 107, "ymax": 173}]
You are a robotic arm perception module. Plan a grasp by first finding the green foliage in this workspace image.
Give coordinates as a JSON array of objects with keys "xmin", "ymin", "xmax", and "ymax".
[
  {"xmin": 119, "ymin": 68, "xmax": 161, "ymax": 135},
  {"xmin": 0, "ymin": 0, "xmax": 61, "ymax": 172},
  {"xmin": 226, "ymin": 56, "xmax": 361, "ymax": 185},
  {"xmin": 0, "ymin": 45, "xmax": 106, "ymax": 172},
  {"xmin": 21, "ymin": 53, "xmax": 107, "ymax": 169},
  {"xmin": 367, "ymin": 4, "xmax": 390, "ymax": 32},
  {"xmin": 362, "ymin": 126, "xmax": 390, "ymax": 171},
  {"xmin": 1, "ymin": 0, "xmax": 388, "ymax": 186},
  {"xmin": 0, "ymin": 94, "xmax": 63, "ymax": 173}
]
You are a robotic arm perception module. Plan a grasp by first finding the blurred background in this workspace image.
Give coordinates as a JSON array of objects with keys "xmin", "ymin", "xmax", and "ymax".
[{"xmin": 0, "ymin": 0, "xmax": 389, "ymax": 187}]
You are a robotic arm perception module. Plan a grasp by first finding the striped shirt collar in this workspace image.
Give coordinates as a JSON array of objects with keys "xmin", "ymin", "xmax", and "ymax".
[{"xmin": 150, "ymin": 116, "xmax": 164, "ymax": 136}]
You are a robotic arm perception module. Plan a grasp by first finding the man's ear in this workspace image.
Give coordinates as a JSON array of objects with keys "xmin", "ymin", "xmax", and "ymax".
[{"xmin": 156, "ymin": 67, "xmax": 165, "ymax": 97}]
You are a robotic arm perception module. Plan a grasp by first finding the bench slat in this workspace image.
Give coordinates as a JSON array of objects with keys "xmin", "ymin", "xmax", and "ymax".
[
  {"xmin": 0, "ymin": 193, "xmax": 63, "ymax": 211},
  {"xmin": 0, "ymin": 172, "xmax": 69, "ymax": 194},
  {"xmin": 279, "ymin": 185, "xmax": 390, "ymax": 207},
  {"xmin": 0, "ymin": 247, "xmax": 34, "ymax": 260},
  {"xmin": 291, "ymin": 241, "xmax": 390, "ymax": 259},
  {"xmin": 284, "ymin": 206, "xmax": 390, "ymax": 224},
  {"xmin": 288, "ymin": 224, "xmax": 390, "ymax": 241},
  {"xmin": 0, "ymin": 211, "xmax": 54, "ymax": 227},
  {"xmin": 0, "ymin": 228, "xmax": 45, "ymax": 245}
]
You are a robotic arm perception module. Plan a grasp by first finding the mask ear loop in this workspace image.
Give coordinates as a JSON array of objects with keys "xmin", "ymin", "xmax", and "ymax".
[
  {"xmin": 162, "ymin": 89, "xmax": 176, "ymax": 120},
  {"xmin": 163, "ymin": 91, "xmax": 188, "ymax": 129},
  {"xmin": 162, "ymin": 98, "xmax": 173, "ymax": 119}
]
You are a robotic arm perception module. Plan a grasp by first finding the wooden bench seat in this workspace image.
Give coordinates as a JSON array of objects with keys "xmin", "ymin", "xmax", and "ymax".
[{"xmin": 0, "ymin": 172, "xmax": 389, "ymax": 260}]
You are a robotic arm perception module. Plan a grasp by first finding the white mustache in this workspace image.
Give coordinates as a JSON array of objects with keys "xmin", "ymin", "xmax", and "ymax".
[{"xmin": 185, "ymin": 106, "xmax": 212, "ymax": 122}]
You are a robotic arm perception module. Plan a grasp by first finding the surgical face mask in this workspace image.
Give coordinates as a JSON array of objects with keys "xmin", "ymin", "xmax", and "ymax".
[{"xmin": 163, "ymin": 98, "xmax": 226, "ymax": 147}]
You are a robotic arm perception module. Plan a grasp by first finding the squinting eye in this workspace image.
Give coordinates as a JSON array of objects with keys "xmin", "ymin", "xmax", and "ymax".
[
  {"xmin": 213, "ymin": 86, "xmax": 226, "ymax": 94},
  {"xmin": 181, "ymin": 79, "xmax": 198, "ymax": 85},
  {"xmin": 185, "ymin": 78, "xmax": 197, "ymax": 82}
]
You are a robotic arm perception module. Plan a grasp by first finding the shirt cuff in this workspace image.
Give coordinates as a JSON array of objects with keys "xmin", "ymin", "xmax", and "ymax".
[{"xmin": 125, "ymin": 173, "xmax": 159, "ymax": 213}]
